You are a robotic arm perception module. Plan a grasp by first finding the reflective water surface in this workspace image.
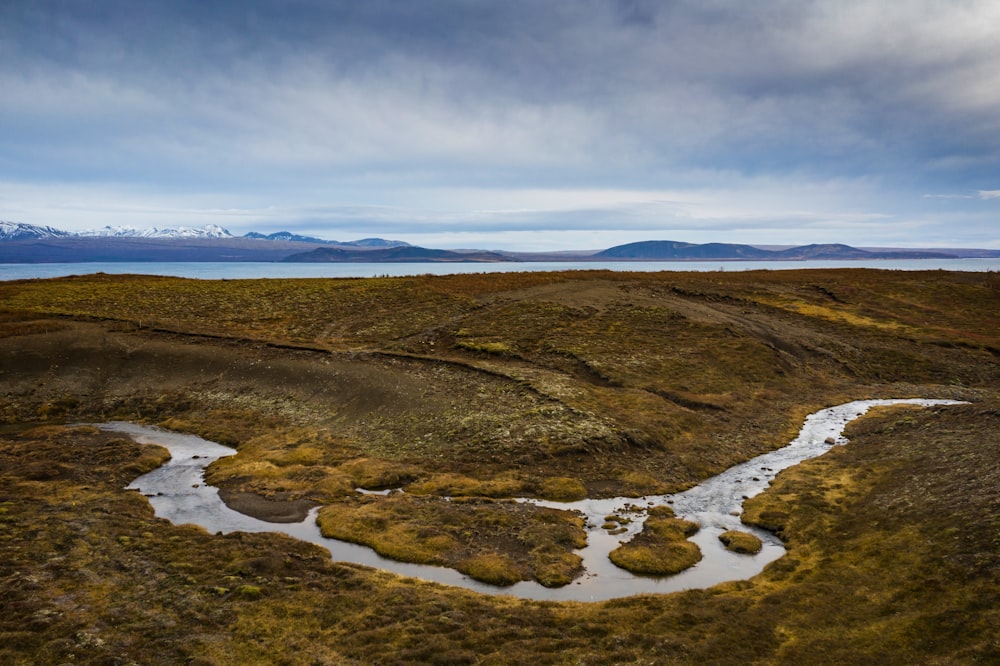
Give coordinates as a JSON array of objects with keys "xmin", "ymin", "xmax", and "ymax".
[
  {"xmin": 5, "ymin": 258, "xmax": 1000, "ymax": 281},
  {"xmin": 108, "ymin": 398, "xmax": 964, "ymax": 601}
]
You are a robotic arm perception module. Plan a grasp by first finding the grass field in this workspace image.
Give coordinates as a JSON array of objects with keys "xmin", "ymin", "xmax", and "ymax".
[{"xmin": 1, "ymin": 268, "xmax": 997, "ymax": 663}]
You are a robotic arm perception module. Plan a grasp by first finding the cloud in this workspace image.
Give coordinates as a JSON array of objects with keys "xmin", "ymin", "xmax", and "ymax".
[
  {"xmin": 2, "ymin": 1, "xmax": 999, "ymax": 249},
  {"xmin": 927, "ymin": 189, "xmax": 1000, "ymax": 200},
  {"xmin": 5, "ymin": 174, "xmax": 998, "ymax": 251}
]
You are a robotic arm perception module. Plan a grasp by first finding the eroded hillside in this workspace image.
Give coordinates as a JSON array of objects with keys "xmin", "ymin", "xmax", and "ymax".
[{"xmin": 2, "ymin": 269, "xmax": 997, "ymax": 501}]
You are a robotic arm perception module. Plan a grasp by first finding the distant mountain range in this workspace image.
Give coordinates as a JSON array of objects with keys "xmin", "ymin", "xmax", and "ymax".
[
  {"xmin": 1, "ymin": 220, "xmax": 997, "ymax": 263},
  {"xmin": 0, "ymin": 221, "xmax": 409, "ymax": 247},
  {"xmin": 0, "ymin": 221, "xmax": 425, "ymax": 262},
  {"xmin": 0, "ymin": 221, "xmax": 70, "ymax": 241},
  {"xmin": 76, "ymin": 224, "xmax": 233, "ymax": 239},
  {"xmin": 593, "ymin": 240, "xmax": 960, "ymax": 261},
  {"xmin": 242, "ymin": 231, "xmax": 410, "ymax": 248}
]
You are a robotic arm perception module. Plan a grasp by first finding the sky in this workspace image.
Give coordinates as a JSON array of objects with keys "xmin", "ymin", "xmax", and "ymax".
[{"xmin": 2, "ymin": 0, "xmax": 999, "ymax": 251}]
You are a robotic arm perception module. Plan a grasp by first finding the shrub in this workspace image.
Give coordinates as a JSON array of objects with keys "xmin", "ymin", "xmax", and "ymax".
[
  {"xmin": 269, "ymin": 445, "xmax": 324, "ymax": 466},
  {"xmin": 338, "ymin": 458, "xmax": 420, "ymax": 490},
  {"xmin": 647, "ymin": 505, "xmax": 676, "ymax": 518}
]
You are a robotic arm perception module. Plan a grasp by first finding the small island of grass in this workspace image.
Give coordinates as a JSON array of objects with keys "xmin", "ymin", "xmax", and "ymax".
[
  {"xmin": 718, "ymin": 529, "xmax": 764, "ymax": 554},
  {"xmin": 608, "ymin": 506, "xmax": 702, "ymax": 575}
]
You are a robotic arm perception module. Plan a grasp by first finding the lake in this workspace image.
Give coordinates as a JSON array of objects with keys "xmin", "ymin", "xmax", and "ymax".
[{"xmin": 2, "ymin": 257, "xmax": 999, "ymax": 281}]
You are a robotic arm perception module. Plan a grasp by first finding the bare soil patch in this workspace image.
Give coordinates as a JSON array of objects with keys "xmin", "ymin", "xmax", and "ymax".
[{"xmin": 217, "ymin": 488, "xmax": 317, "ymax": 523}]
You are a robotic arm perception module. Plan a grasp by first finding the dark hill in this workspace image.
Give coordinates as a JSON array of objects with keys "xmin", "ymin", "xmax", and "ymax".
[
  {"xmin": 775, "ymin": 244, "xmax": 877, "ymax": 260},
  {"xmin": 595, "ymin": 240, "xmax": 699, "ymax": 259},
  {"xmin": 596, "ymin": 240, "xmax": 956, "ymax": 261}
]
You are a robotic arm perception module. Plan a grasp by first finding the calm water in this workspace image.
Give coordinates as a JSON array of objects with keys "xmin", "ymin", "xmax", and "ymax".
[{"xmin": 2, "ymin": 257, "xmax": 999, "ymax": 281}]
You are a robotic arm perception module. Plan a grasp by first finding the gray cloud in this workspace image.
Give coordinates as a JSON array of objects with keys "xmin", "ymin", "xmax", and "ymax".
[{"xmin": 2, "ymin": 1, "xmax": 999, "ymax": 248}]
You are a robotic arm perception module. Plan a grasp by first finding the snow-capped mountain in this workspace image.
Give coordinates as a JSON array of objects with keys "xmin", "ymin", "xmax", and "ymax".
[
  {"xmin": 0, "ymin": 221, "xmax": 70, "ymax": 240},
  {"xmin": 0, "ymin": 221, "xmax": 411, "ymax": 248},
  {"xmin": 77, "ymin": 224, "xmax": 233, "ymax": 239}
]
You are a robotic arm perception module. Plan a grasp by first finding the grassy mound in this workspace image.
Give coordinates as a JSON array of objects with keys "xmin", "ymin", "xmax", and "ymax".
[
  {"xmin": 718, "ymin": 530, "xmax": 763, "ymax": 554},
  {"xmin": 316, "ymin": 493, "xmax": 585, "ymax": 587},
  {"xmin": 609, "ymin": 512, "xmax": 702, "ymax": 576}
]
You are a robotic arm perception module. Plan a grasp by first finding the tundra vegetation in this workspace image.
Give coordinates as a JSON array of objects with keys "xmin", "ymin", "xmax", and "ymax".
[
  {"xmin": 718, "ymin": 530, "xmax": 764, "ymax": 554},
  {"xmin": 609, "ymin": 505, "xmax": 703, "ymax": 575},
  {"xmin": 1, "ymin": 268, "xmax": 998, "ymax": 663}
]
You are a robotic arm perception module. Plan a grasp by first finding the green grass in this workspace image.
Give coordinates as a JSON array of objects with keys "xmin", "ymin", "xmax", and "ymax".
[{"xmin": 457, "ymin": 553, "xmax": 523, "ymax": 586}]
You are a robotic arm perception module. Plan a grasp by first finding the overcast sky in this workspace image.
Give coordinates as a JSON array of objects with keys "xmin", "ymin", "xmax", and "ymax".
[{"xmin": 2, "ymin": 1, "xmax": 999, "ymax": 250}]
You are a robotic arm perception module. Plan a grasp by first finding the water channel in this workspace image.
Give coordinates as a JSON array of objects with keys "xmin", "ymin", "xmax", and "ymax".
[{"xmin": 107, "ymin": 398, "xmax": 964, "ymax": 602}]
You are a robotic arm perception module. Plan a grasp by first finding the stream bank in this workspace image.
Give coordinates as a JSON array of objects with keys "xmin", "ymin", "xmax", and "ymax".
[{"xmin": 110, "ymin": 398, "xmax": 965, "ymax": 602}]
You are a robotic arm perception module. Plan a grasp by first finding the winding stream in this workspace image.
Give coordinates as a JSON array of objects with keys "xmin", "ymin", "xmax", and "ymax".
[{"xmin": 108, "ymin": 398, "xmax": 964, "ymax": 602}]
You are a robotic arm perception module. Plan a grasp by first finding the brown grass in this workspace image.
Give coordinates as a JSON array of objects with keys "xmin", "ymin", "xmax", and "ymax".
[
  {"xmin": 315, "ymin": 492, "xmax": 586, "ymax": 586},
  {"xmin": 718, "ymin": 530, "xmax": 763, "ymax": 554},
  {"xmin": 1, "ymin": 269, "xmax": 998, "ymax": 663},
  {"xmin": 609, "ymin": 515, "xmax": 703, "ymax": 575},
  {"xmin": 2, "ymin": 270, "xmax": 994, "ymax": 491}
]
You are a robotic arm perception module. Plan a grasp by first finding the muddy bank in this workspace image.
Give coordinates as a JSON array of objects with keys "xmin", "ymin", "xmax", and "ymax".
[{"xmin": 217, "ymin": 488, "xmax": 317, "ymax": 523}]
